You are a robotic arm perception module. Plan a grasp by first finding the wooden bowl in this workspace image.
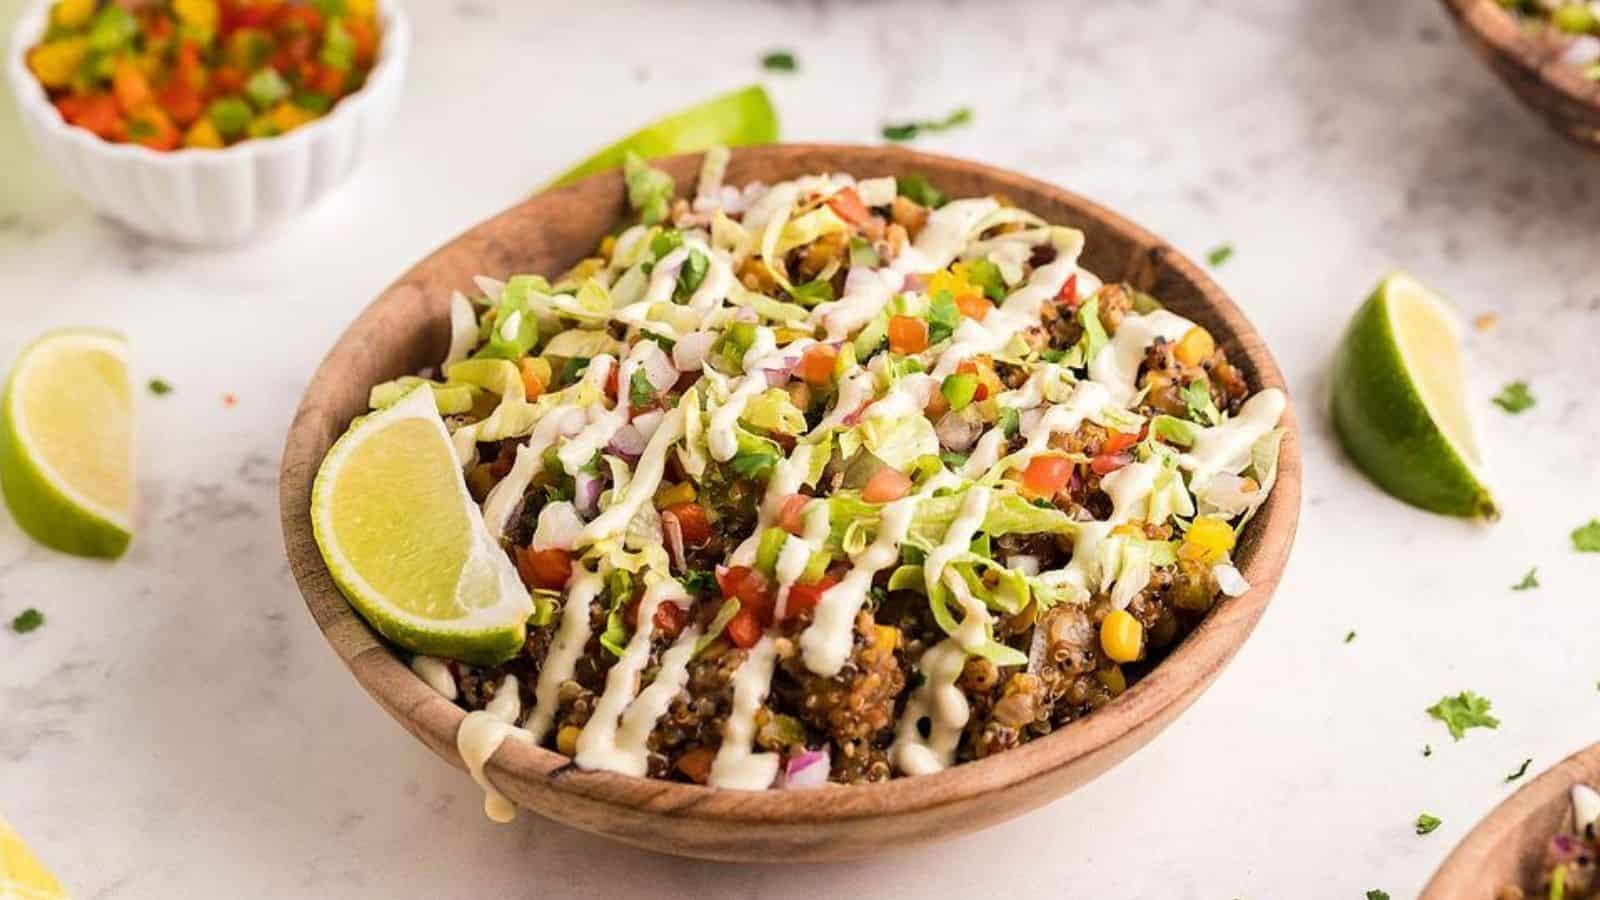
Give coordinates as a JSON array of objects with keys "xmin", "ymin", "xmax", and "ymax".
[
  {"xmin": 1441, "ymin": 0, "xmax": 1600, "ymax": 150},
  {"xmin": 278, "ymin": 144, "xmax": 1302, "ymax": 861},
  {"xmin": 1423, "ymin": 742, "xmax": 1600, "ymax": 897}
]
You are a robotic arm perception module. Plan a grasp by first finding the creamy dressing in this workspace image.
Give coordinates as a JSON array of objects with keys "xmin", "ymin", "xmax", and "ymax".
[
  {"xmin": 457, "ymin": 675, "xmax": 529, "ymax": 823},
  {"xmin": 1087, "ymin": 310, "xmax": 1195, "ymax": 405},
  {"xmin": 523, "ymin": 567, "xmax": 602, "ymax": 743},
  {"xmin": 728, "ymin": 443, "xmax": 814, "ymax": 566},
  {"xmin": 1574, "ymin": 784, "xmax": 1600, "ymax": 832},
  {"xmin": 411, "ymin": 656, "xmax": 457, "ymax": 700},
  {"xmin": 931, "ymin": 259, "xmax": 1076, "ymax": 377},
  {"xmin": 602, "ymin": 626, "xmax": 701, "ymax": 777},
  {"xmin": 443, "ymin": 291, "xmax": 479, "ymax": 370},
  {"xmin": 708, "ymin": 636, "xmax": 782, "ymax": 790},
  {"xmin": 579, "ymin": 407, "xmax": 686, "ymax": 545},
  {"xmin": 1181, "ymin": 388, "xmax": 1288, "ymax": 491},
  {"xmin": 480, "ymin": 406, "xmax": 586, "ymax": 537},
  {"xmin": 574, "ymin": 578, "xmax": 686, "ymax": 774}
]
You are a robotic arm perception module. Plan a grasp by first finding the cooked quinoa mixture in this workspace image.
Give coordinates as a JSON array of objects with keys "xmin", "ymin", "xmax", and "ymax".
[
  {"xmin": 1499, "ymin": 0, "xmax": 1600, "ymax": 78},
  {"xmin": 371, "ymin": 148, "xmax": 1287, "ymax": 803},
  {"xmin": 1501, "ymin": 784, "xmax": 1600, "ymax": 899}
]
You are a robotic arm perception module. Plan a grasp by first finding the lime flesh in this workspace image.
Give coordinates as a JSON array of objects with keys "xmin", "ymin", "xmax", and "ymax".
[
  {"xmin": 0, "ymin": 814, "xmax": 70, "ymax": 900},
  {"xmin": 0, "ymin": 329, "xmax": 133, "ymax": 558},
  {"xmin": 311, "ymin": 386, "xmax": 532, "ymax": 666},
  {"xmin": 1331, "ymin": 272, "xmax": 1497, "ymax": 519},
  {"xmin": 544, "ymin": 84, "xmax": 778, "ymax": 190}
]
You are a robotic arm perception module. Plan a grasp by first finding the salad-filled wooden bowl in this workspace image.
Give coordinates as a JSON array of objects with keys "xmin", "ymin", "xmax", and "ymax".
[
  {"xmin": 279, "ymin": 143, "xmax": 1301, "ymax": 861},
  {"xmin": 1441, "ymin": 0, "xmax": 1600, "ymax": 151},
  {"xmin": 1423, "ymin": 742, "xmax": 1600, "ymax": 898}
]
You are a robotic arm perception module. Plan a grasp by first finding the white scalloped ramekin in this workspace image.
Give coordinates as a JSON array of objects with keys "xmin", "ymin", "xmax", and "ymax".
[{"xmin": 6, "ymin": 0, "xmax": 408, "ymax": 246}]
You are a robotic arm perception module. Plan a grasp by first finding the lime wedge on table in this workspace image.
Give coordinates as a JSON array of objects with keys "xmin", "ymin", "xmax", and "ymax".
[
  {"xmin": 0, "ymin": 329, "xmax": 133, "ymax": 558},
  {"xmin": 0, "ymin": 813, "xmax": 70, "ymax": 900},
  {"xmin": 545, "ymin": 84, "xmax": 778, "ymax": 189},
  {"xmin": 1331, "ymin": 272, "xmax": 1497, "ymax": 519},
  {"xmin": 311, "ymin": 386, "xmax": 533, "ymax": 666}
]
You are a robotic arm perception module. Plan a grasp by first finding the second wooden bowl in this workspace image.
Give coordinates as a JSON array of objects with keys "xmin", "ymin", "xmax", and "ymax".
[
  {"xmin": 278, "ymin": 144, "xmax": 1302, "ymax": 861},
  {"xmin": 1441, "ymin": 0, "xmax": 1600, "ymax": 151},
  {"xmin": 1423, "ymin": 742, "xmax": 1600, "ymax": 898}
]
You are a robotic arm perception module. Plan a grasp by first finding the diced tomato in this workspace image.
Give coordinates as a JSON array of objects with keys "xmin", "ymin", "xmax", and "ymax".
[
  {"xmin": 1056, "ymin": 273, "xmax": 1079, "ymax": 309},
  {"xmin": 345, "ymin": 18, "xmax": 379, "ymax": 66},
  {"xmin": 887, "ymin": 315, "xmax": 929, "ymax": 354},
  {"xmin": 61, "ymin": 94, "xmax": 126, "ymax": 141},
  {"xmin": 797, "ymin": 343, "xmax": 837, "ymax": 387},
  {"xmin": 155, "ymin": 80, "xmax": 204, "ymax": 127},
  {"xmin": 175, "ymin": 40, "xmax": 207, "ymax": 90},
  {"xmin": 310, "ymin": 62, "xmax": 346, "ymax": 96},
  {"xmin": 652, "ymin": 601, "xmax": 687, "ymax": 640},
  {"xmin": 1090, "ymin": 453, "xmax": 1131, "ymax": 476},
  {"xmin": 211, "ymin": 64, "xmax": 246, "ymax": 94},
  {"xmin": 221, "ymin": 0, "xmax": 279, "ymax": 33},
  {"xmin": 664, "ymin": 502, "xmax": 711, "ymax": 546},
  {"xmin": 273, "ymin": 5, "xmax": 322, "ymax": 33},
  {"xmin": 783, "ymin": 575, "xmax": 838, "ymax": 620},
  {"xmin": 777, "ymin": 494, "xmax": 810, "ymax": 536},
  {"xmin": 604, "ymin": 363, "xmax": 619, "ymax": 400},
  {"xmin": 1101, "ymin": 429, "xmax": 1138, "ymax": 455},
  {"xmin": 956, "ymin": 360, "xmax": 994, "ymax": 401},
  {"xmin": 954, "ymin": 292, "xmax": 990, "ymax": 321},
  {"xmin": 716, "ymin": 565, "xmax": 773, "ymax": 614},
  {"xmin": 514, "ymin": 546, "xmax": 572, "ymax": 591},
  {"xmin": 1020, "ymin": 456, "xmax": 1073, "ymax": 499},
  {"xmin": 861, "ymin": 467, "xmax": 912, "ymax": 503},
  {"xmin": 725, "ymin": 608, "xmax": 764, "ymax": 649},
  {"xmin": 826, "ymin": 187, "xmax": 873, "ymax": 227},
  {"xmin": 112, "ymin": 61, "xmax": 151, "ymax": 114},
  {"xmin": 676, "ymin": 746, "xmax": 715, "ymax": 784}
]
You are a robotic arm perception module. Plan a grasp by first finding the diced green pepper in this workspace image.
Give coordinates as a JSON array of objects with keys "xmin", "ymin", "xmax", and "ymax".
[
  {"xmin": 754, "ymin": 527, "xmax": 787, "ymax": 575},
  {"xmin": 941, "ymin": 373, "xmax": 978, "ymax": 411},
  {"xmin": 207, "ymin": 97, "xmax": 254, "ymax": 137},
  {"xmin": 87, "ymin": 5, "xmax": 136, "ymax": 52},
  {"xmin": 320, "ymin": 18, "xmax": 355, "ymax": 70},
  {"xmin": 800, "ymin": 550, "xmax": 832, "ymax": 584},
  {"xmin": 245, "ymin": 67, "xmax": 290, "ymax": 110}
]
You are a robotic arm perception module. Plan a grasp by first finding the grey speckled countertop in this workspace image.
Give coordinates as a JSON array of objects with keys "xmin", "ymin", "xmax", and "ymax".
[{"xmin": 1, "ymin": 1, "xmax": 1597, "ymax": 897}]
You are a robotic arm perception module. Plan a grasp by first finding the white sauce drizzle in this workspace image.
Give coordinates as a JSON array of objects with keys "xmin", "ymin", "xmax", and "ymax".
[
  {"xmin": 480, "ymin": 406, "xmax": 586, "ymax": 537},
  {"xmin": 523, "ymin": 567, "xmax": 602, "ymax": 743},
  {"xmin": 457, "ymin": 675, "xmax": 528, "ymax": 823},
  {"xmin": 411, "ymin": 656, "xmax": 457, "ymax": 700},
  {"xmin": 1181, "ymin": 388, "xmax": 1288, "ymax": 491},
  {"xmin": 579, "ymin": 407, "xmax": 686, "ymax": 545},
  {"xmin": 573, "ymin": 579, "xmax": 689, "ymax": 775},
  {"xmin": 708, "ymin": 636, "xmax": 782, "ymax": 790},
  {"xmin": 1087, "ymin": 310, "xmax": 1195, "ymax": 406}
]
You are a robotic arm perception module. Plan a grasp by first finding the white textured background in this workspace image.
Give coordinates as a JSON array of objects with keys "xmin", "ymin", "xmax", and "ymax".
[{"xmin": 2, "ymin": 1, "xmax": 1598, "ymax": 897}]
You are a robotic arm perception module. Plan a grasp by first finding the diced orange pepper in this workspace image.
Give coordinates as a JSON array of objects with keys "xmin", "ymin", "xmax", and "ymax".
[
  {"xmin": 156, "ymin": 80, "xmax": 204, "ymax": 127},
  {"xmin": 954, "ymin": 292, "xmax": 990, "ymax": 321},
  {"xmin": 887, "ymin": 315, "xmax": 928, "ymax": 354},
  {"xmin": 797, "ymin": 343, "xmax": 837, "ymax": 387},
  {"xmin": 1020, "ymin": 456, "xmax": 1073, "ymax": 499},
  {"xmin": 112, "ymin": 61, "xmax": 153, "ymax": 114}
]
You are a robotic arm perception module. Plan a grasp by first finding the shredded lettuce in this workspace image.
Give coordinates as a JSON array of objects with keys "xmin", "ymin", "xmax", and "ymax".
[
  {"xmin": 694, "ymin": 597, "xmax": 741, "ymax": 655},
  {"xmin": 775, "ymin": 205, "xmax": 849, "ymax": 257},
  {"xmin": 824, "ymin": 486, "xmax": 1078, "ymax": 552},
  {"xmin": 543, "ymin": 328, "xmax": 626, "ymax": 360},
  {"xmin": 676, "ymin": 385, "xmax": 709, "ymax": 479},
  {"xmin": 838, "ymin": 415, "xmax": 940, "ymax": 471},
  {"xmin": 744, "ymin": 388, "xmax": 807, "ymax": 435},
  {"xmin": 624, "ymin": 151, "xmax": 675, "ymax": 226}
]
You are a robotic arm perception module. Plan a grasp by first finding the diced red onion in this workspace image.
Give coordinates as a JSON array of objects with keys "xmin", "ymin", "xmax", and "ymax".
[
  {"xmin": 902, "ymin": 273, "xmax": 928, "ymax": 293},
  {"xmin": 1563, "ymin": 35, "xmax": 1600, "ymax": 67},
  {"xmin": 637, "ymin": 341, "xmax": 679, "ymax": 394},
  {"xmin": 631, "ymin": 409, "xmax": 665, "ymax": 442},
  {"xmin": 1006, "ymin": 554, "xmax": 1041, "ymax": 576},
  {"xmin": 763, "ymin": 369, "xmax": 790, "ymax": 388},
  {"xmin": 574, "ymin": 473, "xmax": 603, "ymax": 517},
  {"xmin": 662, "ymin": 511, "xmax": 686, "ymax": 571},
  {"xmin": 782, "ymin": 748, "xmax": 830, "ymax": 789},
  {"xmin": 734, "ymin": 307, "xmax": 759, "ymax": 324},
  {"xmin": 672, "ymin": 331, "xmax": 718, "ymax": 371},
  {"xmin": 531, "ymin": 502, "xmax": 584, "ymax": 551},
  {"xmin": 934, "ymin": 411, "xmax": 980, "ymax": 452},
  {"xmin": 472, "ymin": 275, "xmax": 506, "ymax": 301},
  {"xmin": 608, "ymin": 424, "xmax": 646, "ymax": 460}
]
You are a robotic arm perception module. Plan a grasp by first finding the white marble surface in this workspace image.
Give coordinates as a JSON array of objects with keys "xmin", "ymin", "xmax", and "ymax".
[{"xmin": 2, "ymin": 1, "xmax": 1598, "ymax": 897}]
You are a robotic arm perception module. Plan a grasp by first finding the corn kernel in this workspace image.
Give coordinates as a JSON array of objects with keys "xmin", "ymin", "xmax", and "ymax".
[
  {"xmin": 51, "ymin": 0, "xmax": 95, "ymax": 28},
  {"xmin": 556, "ymin": 725, "xmax": 581, "ymax": 756},
  {"xmin": 1180, "ymin": 516, "xmax": 1236, "ymax": 564},
  {"xmin": 518, "ymin": 356, "xmax": 551, "ymax": 399},
  {"xmin": 1111, "ymin": 521, "xmax": 1145, "ymax": 538},
  {"xmin": 183, "ymin": 118, "xmax": 224, "ymax": 149},
  {"xmin": 267, "ymin": 101, "xmax": 314, "ymax": 134},
  {"xmin": 1100, "ymin": 610, "xmax": 1143, "ymax": 663},
  {"xmin": 871, "ymin": 625, "xmax": 899, "ymax": 659},
  {"xmin": 654, "ymin": 481, "xmax": 695, "ymax": 508},
  {"xmin": 27, "ymin": 38, "xmax": 87, "ymax": 88},
  {"xmin": 1174, "ymin": 326, "xmax": 1216, "ymax": 367}
]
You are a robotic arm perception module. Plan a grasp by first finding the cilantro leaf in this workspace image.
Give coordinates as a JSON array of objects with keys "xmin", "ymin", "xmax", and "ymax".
[
  {"xmin": 1505, "ymin": 758, "xmax": 1532, "ymax": 782},
  {"xmin": 730, "ymin": 445, "xmax": 780, "ymax": 479},
  {"xmin": 650, "ymin": 228, "xmax": 684, "ymax": 260},
  {"xmin": 926, "ymin": 291, "xmax": 961, "ymax": 344},
  {"xmin": 10, "ymin": 608, "xmax": 43, "ymax": 634},
  {"xmin": 558, "ymin": 356, "xmax": 591, "ymax": 387},
  {"xmin": 1367, "ymin": 892, "xmax": 1391, "ymax": 900},
  {"xmin": 1039, "ymin": 348, "xmax": 1067, "ymax": 363},
  {"xmin": 1422, "ymin": 745, "xmax": 1432, "ymax": 757},
  {"xmin": 148, "ymin": 377, "xmax": 173, "ymax": 395},
  {"xmin": 680, "ymin": 569, "xmax": 718, "ymax": 596},
  {"xmin": 1492, "ymin": 380, "xmax": 1534, "ymax": 413},
  {"xmin": 881, "ymin": 107, "xmax": 973, "ymax": 143},
  {"xmin": 1206, "ymin": 243, "xmax": 1234, "ymax": 267},
  {"xmin": 628, "ymin": 368, "xmax": 655, "ymax": 409},
  {"xmin": 760, "ymin": 50, "xmax": 797, "ymax": 72},
  {"xmin": 1427, "ymin": 691, "xmax": 1500, "ymax": 741},
  {"xmin": 1415, "ymin": 813, "xmax": 1441, "ymax": 835},
  {"xmin": 939, "ymin": 451, "xmax": 969, "ymax": 470},
  {"xmin": 675, "ymin": 248, "xmax": 709, "ymax": 300},
  {"xmin": 1344, "ymin": 630, "xmax": 1357, "ymax": 644},
  {"xmin": 1511, "ymin": 567, "xmax": 1539, "ymax": 591},
  {"xmin": 999, "ymin": 408, "xmax": 1021, "ymax": 439},
  {"xmin": 896, "ymin": 173, "xmax": 946, "ymax": 208},
  {"xmin": 1572, "ymin": 519, "xmax": 1600, "ymax": 553},
  {"xmin": 1181, "ymin": 378, "xmax": 1221, "ymax": 426},
  {"xmin": 789, "ymin": 278, "xmax": 835, "ymax": 306}
]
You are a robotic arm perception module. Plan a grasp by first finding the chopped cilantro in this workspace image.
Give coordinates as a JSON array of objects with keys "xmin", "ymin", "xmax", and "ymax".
[
  {"xmin": 1344, "ymin": 630, "xmax": 1357, "ymax": 643},
  {"xmin": 147, "ymin": 377, "xmax": 173, "ymax": 395},
  {"xmin": 790, "ymin": 278, "xmax": 835, "ymax": 306},
  {"xmin": 641, "ymin": 330, "xmax": 676, "ymax": 351},
  {"xmin": 681, "ymin": 569, "xmax": 718, "ymax": 596},
  {"xmin": 730, "ymin": 446, "xmax": 780, "ymax": 479},
  {"xmin": 558, "ymin": 356, "xmax": 591, "ymax": 387},
  {"xmin": 1427, "ymin": 691, "xmax": 1500, "ymax": 741},
  {"xmin": 999, "ymin": 408, "xmax": 1021, "ymax": 439},
  {"xmin": 896, "ymin": 173, "xmax": 946, "ymax": 208},
  {"xmin": 926, "ymin": 291, "xmax": 961, "ymax": 344},
  {"xmin": 1505, "ymin": 758, "xmax": 1532, "ymax": 782},
  {"xmin": 1423, "ymin": 745, "xmax": 1432, "ymax": 757},
  {"xmin": 1206, "ymin": 243, "xmax": 1234, "ymax": 267},
  {"xmin": 760, "ymin": 50, "xmax": 797, "ymax": 72},
  {"xmin": 1511, "ymin": 568, "xmax": 1539, "ymax": 591},
  {"xmin": 1572, "ymin": 519, "xmax": 1600, "ymax": 553},
  {"xmin": 1366, "ymin": 892, "xmax": 1390, "ymax": 900},
  {"xmin": 675, "ymin": 249, "xmax": 709, "ymax": 300},
  {"xmin": 1039, "ymin": 348, "xmax": 1067, "ymax": 363},
  {"xmin": 1414, "ymin": 813, "xmax": 1441, "ymax": 835},
  {"xmin": 1492, "ymin": 380, "xmax": 1535, "ymax": 413},
  {"xmin": 1181, "ymin": 378, "xmax": 1221, "ymax": 426},
  {"xmin": 881, "ymin": 107, "xmax": 973, "ymax": 143},
  {"xmin": 939, "ymin": 451, "xmax": 969, "ymax": 470},
  {"xmin": 649, "ymin": 228, "xmax": 684, "ymax": 261},
  {"xmin": 628, "ymin": 368, "xmax": 654, "ymax": 409},
  {"xmin": 10, "ymin": 608, "xmax": 43, "ymax": 634}
]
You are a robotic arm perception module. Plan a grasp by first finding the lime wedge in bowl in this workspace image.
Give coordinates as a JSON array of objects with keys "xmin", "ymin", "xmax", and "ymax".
[
  {"xmin": 311, "ymin": 386, "xmax": 533, "ymax": 666},
  {"xmin": 1331, "ymin": 271, "xmax": 1497, "ymax": 519},
  {"xmin": 545, "ymin": 84, "xmax": 778, "ymax": 189},
  {"xmin": 0, "ymin": 329, "xmax": 133, "ymax": 558},
  {"xmin": 0, "ymin": 813, "xmax": 70, "ymax": 900}
]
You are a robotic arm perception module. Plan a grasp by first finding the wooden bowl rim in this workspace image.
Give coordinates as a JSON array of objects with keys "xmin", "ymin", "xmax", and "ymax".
[
  {"xmin": 1422, "ymin": 741, "xmax": 1600, "ymax": 897},
  {"xmin": 1443, "ymin": 0, "xmax": 1600, "ymax": 108},
  {"xmin": 279, "ymin": 143, "xmax": 1303, "ymax": 828}
]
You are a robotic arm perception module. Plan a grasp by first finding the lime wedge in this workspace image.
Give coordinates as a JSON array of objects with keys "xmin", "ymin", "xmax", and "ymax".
[
  {"xmin": 0, "ymin": 329, "xmax": 133, "ymax": 558},
  {"xmin": 0, "ymin": 813, "xmax": 70, "ymax": 900},
  {"xmin": 311, "ymin": 386, "xmax": 533, "ymax": 666},
  {"xmin": 544, "ymin": 84, "xmax": 778, "ymax": 189},
  {"xmin": 1331, "ymin": 272, "xmax": 1497, "ymax": 519}
]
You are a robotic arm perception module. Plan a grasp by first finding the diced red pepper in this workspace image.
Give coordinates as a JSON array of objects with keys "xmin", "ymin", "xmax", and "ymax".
[
  {"xmin": 887, "ymin": 316, "xmax": 929, "ymax": 354},
  {"xmin": 826, "ymin": 187, "xmax": 873, "ymax": 227},
  {"xmin": 211, "ymin": 64, "xmax": 246, "ymax": 94},
  {"xmin": 1101, "ymin": 429, "xmax": 1139, "ymax": 455},
  {"xmin": 725, "ymin": 608, "xmax": 763, "ymax": 649},
  {"xmin": 783, "ymin": 575, "xmax": 838, "ymax": 620},
  {"xmin": 797, "ymin": 343, "xmax": 837, "ymax": 387},
  {"xmin": 60, "ymin": 94, "xmax": 126, "ymax": 141},
  {"xmin": 514, "ymin": 546, "xmax": 572, "ymax": 591},
  {"xmin": 777, "ymin": 494, "xmax": 810, "ymax": 536},
  {"xmin": 1090, "ymin": 453, "xmax": 1131, "ymax": 476},
  {"xmin": 156, "ymin": 80, "xmax": 204, "ymax": 127},
  {"xmin": 1020, "ymin": 456, "xmax": 1073, "ymax": 499},
  {"xmin": 664, "ymin": 502, "xmax": 711, "ymax": 546},
  {"xmin": 1056, "ymin": 273, "xmax": 1079, "ymax": 308},
  {"xmin": 861, "ymin": 467, "xmax": 912, "ymax": 503},
  {"xmin": 309, "ymin": 62, "xmax": 345, "ymax": 96}
]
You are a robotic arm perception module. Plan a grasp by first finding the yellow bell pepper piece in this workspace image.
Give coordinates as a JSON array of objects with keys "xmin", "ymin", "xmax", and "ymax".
[
  {"xmin": 184, "ymin": 118, "xmax": 224, "ymax": 149},
  {"xmin": 1179, "ymin": 516, "xmax": 1236, "ymax": 565},
  {"xmin": 26, "ymin": 38, "xmax": 88, "ymax": 89},
  {"xmin": 1174, "ymin": 326, "xmax": 1216, "ymax": 367},
  {"xmin": 267, "ymin": 102, "xmax": 315, "ymax": 134},
  {"xmin": 51, "ymin": 0, "xmax": 94, "ymax": 29},
  {"xmin": 172, "ymin": 0, "xmax": 219, "ymax": 33}
]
